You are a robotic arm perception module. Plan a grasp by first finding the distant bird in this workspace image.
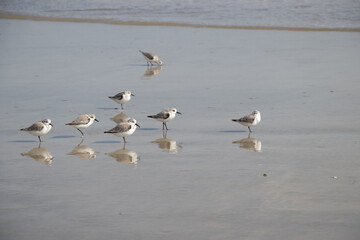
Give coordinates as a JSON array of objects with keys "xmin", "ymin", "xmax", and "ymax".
[
  {"xmin": 139, "ymin": 50, "xmax": 163, "ymax": 66},
  {"xmin": 66, "ymin": 114, "xmax": 99, "ymax": 137},
  {"xmin": 108, "ymin": 90, "xmax": 134, "ymax": 109},
  {"xmin": 232, "ymin": 110, "xmax": 261, "ymax": 132},
  {"xmin": 148, "ymin": 108, "xmax": 181, "ymax": 130},
  {"xmin": 20, "ymin": 118, "xmax": 53, "ymax": 142},
  {"xmin": 104, "ymin": 118, "xmax": 140, "ymax": 143}
]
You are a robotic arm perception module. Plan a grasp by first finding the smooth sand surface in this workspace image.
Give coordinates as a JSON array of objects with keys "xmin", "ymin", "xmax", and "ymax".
[
  {"xmin": 0, "ymin": 19, "xmax": 360, "ymax": 240},
  {"xmin": 1, "ymin": 13, "xmax": 360, "ymax": 32}
]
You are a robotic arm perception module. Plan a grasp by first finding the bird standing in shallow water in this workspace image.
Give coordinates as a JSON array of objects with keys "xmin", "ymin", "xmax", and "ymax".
[
  {"xmin": 104, "ymin": 118, "xmax": 140, "ymax": 143},
  {"xmin": 20, "ymin": 118, "xmax": 53, "ymax": 142},
  {"xmin": 108, "ymin": 90, "xmax": 134, "ymax": 109},
  {"xmin": 148, "ymin": 108, "xmax": 181, "ymax": 130},
  {"xmin": 139, "ymin": 50, "xmax": 163, "ymax": 66},
  {"xmin": 66, "ymin": 114, "xmax": 99, "ymax": 137},
  {"xmin": 232, "ymin": 110, "xmax": 261, "ymax": 132}
]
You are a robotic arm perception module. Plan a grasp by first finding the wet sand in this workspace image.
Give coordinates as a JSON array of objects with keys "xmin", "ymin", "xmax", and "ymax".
[
  {"xmin": 0, "ymin": 19, "xmax": 360, "ymax": 240},
  {"xmin": 1, "ymin": 13, "xmax": 360, "ymax": 32}
]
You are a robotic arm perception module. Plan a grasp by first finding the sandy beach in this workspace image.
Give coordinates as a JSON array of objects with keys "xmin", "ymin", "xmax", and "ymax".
[{"xmin": 0, "ymin": 18, "xmax": 360, "ymax": 240}]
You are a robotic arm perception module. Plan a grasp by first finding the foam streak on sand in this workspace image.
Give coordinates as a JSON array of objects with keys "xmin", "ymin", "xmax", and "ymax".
[{"xmin": 1, "ymin": 13, "xmax": 359, "ymax": 32}]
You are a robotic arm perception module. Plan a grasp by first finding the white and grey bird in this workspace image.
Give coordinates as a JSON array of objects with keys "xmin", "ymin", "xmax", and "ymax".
[
  {"xmin": 147, "ymin": 108, "xmax": 181, "ymax": 130},
  {"xmin": 232, "ymin": 110, "xmax": 261, "ymax": 132},
  {"xmin": 66, "ymin": 114, "xmax": 99, "ymax": 137},
  {"xmin": 20, "ymin": 118, "xmax": 53, "ymax": 142},
  {"xmin": 139, "ymin": 50, "xmax": 163, "ymax": 66},
  {"xmin": 108, "ymin": 90, "xmax": 134, "ymax": 109},
  {"xmin": 104, "ymin": 118, "xmax": 140, "ymax": 143}
]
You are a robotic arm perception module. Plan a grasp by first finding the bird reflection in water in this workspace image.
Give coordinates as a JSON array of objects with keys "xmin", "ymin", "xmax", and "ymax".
[
  {"xmin": 67, "ymin": 138, "xmax": 96, "ymax": 159},
  {"xmin": 110, "ymin": 111, "xmax": 130, "ymax": 124},
  {"xmin": 143, "ymin": 65, "xmax": 162, "ymax": 77},
  {"xmin": 232, "ymin": 133, "xmax": 262, "ymax": 152},
  {"xmin": 105, "ymin": 143, "xmax": 139, "ymax": 165},
  {"xmin": 21, "ymin": 143, "xmax": 54, "ymax": 166},
  {"xmin": 151, "ymin": 129, "xmax": 182, "ymax": 153}
]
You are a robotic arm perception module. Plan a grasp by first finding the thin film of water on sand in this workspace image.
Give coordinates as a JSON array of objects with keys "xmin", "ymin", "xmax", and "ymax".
[{"xmin": 0, "ymin": 20, "xmax": 360, "ymax": 240}]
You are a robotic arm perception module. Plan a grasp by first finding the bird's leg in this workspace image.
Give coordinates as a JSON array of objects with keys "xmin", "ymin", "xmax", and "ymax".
[
  {"xmin": 77, "ymin": 128, "xmax": 84, "ymax": 137},
  {"xmin": 123, "ymin": 137, "xmax": 127, "ymax": 143},
  {"xmin": 78, "ymin": 138, "xmax": 84, "ymax": 146},
  {"xmin": 121, "ymin": 104, "xmax": 124, "ymax": 110},
  {"xmin": 38, "ymin": 136, "xmax": 42, "ymax": 142},
  {"xmin": 248, "ymin": 126, "xmax": 252, "ymax": 132},
  {"xmin": 165, "ymin": 123, "xmax": 168, "ymax": 130}
]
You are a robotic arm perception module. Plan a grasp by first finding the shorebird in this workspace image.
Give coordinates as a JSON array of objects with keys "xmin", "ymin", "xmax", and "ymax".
[
  {"xmin": 104, "ymin": 118, "xmax": 140, "ymax": 143},
  {"xmin": 108, "ymin": 90, "xmax": 134, "ymax": 109},
  {"xmin": 139, "ymin": 50, "xmax": 163, "ymax": 66},
  {"xmin": 66, "ymin": 114, "xmax": 99, "ymax": 137},
  {"xmin": 147, "ymin": 108, "xmax": 181, "ymax": 130},
  {"xmin": 20, "ymin": 118, "xmax": 53, "ymax": 142},
  {"xmin": 232, "ymin": 110, "xmax": 261, "ymax": 132}
]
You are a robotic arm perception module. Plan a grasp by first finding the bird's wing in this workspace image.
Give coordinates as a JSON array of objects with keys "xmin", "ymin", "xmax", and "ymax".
[
  {"xmin": 74, "ymin": 115, "xmax": 90, "ymax": 124},
  {"xmin": 149, "ymin": 111, "xmax": 170, "ymax": 119},
  {"xmin": 141, "ymin": 51, "xmax": 155, "ymax": 60},
  {"xmin": 111, "ymin": 92, "xmax": 125, "ymax": 100},
  {"xmin": 24, "ymin": 122, "xmax": 44, "ymax": 131},
  {"xmin": 239, "ymin": 114, "xmax": 255, "ymax": 123},
  {"xmin": 67, "ymin": 115, "xmax": 90, "ymax": 125},
  {"xmin": 106, "ymin": 123, "xmax": 132, "ymax": 133}
]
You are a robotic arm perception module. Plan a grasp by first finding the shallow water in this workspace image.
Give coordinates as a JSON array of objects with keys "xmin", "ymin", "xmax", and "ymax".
[
  {"xmin": 0, "ymin": 19, "xmax": 360, "ymax": 239},
  {"xmin": 1, "ymin": 0, "xmax": 360, "ymax": 29}
]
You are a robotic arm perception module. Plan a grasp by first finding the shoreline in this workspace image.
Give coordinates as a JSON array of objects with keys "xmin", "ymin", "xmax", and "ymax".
[{"xmin": 1, "ymin": 13, "xmax": 360, "ymax": 32}]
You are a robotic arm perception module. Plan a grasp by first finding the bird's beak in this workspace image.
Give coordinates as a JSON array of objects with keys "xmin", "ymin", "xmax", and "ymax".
[
  {"xmin": 50, "ymin": 123, "xmax": 54, "ymax": 127},
  {"xmin": 177, "ymin": 111, "xmax": 182, "ymax": 115},
  {"xmin": 131, "ymin": 93, "xmax": 135, "ymax": 96},
  {"xmin": 136, "ymin": 123, "xmax": 140, "ymax": 128},
  {"xmin": 95, "ymin": 119, "xmax": 99, "ymax": 122}
]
